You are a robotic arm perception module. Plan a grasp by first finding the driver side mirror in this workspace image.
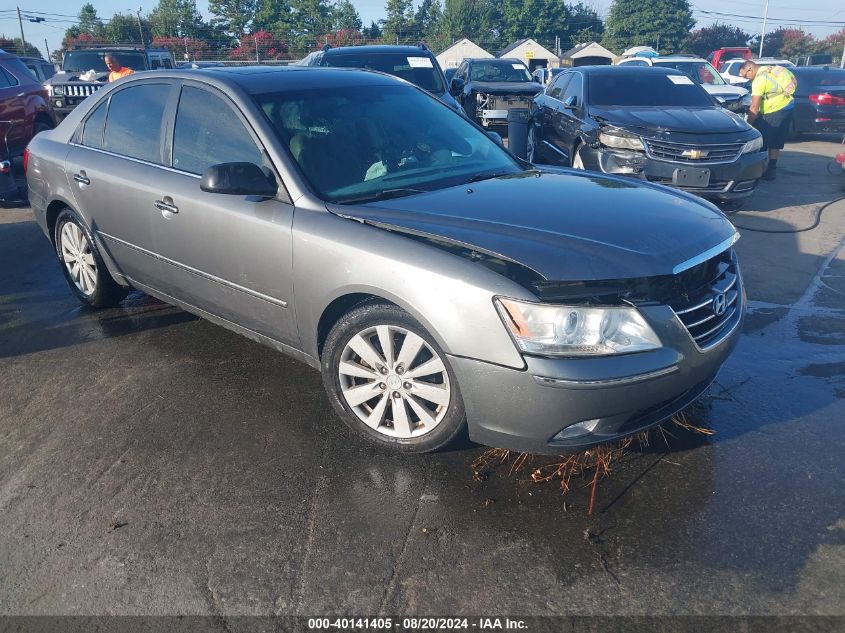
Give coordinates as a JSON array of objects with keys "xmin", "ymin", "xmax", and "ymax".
[
  {"xmin": 200, "ymin": 162, "xmax": 278, "ymax": 198},
  {"xmin": 563, "ymin": 95, "xmax": 578, "ymax": 109},
  {"xmin": 449, "ymin": 76, "xmax": 465, "ymax": 97}
]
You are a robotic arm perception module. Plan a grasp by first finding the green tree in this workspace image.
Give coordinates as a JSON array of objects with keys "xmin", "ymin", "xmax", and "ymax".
[
  {"xmin": 150, "ymin": 0, "xmax": 206, "ymax": 38},
  {"xmin": 438, "ymin": 0, "xmax": 497, "ymax": 46},
  {"xmin": 254, "ymin": 0, "xmax": 293, "ymax": 37},
  {"xmin": 363, "ymin": 20, "xmax": 382, "ymax": 39},
  {"xmin": 602, "ymin": 0, "xmax": 694, "ymax": 54},
  {"xmin": 414, "ymin": 0, "xmax": 442, "ymax": 41},
  {"xmin": 332, "ymin": 0, "xmax": 362, "ymax": 31},
  {"xmin": 289, "ymin": 0, "xmax": 331, "ymax": 50},
  {"xmin": 104, "ymin": 13, "xmax": 153, "ymax": 46},
  {"xmin": 565, "ymin": 3, "xmax": 603, "ymax": 47},
  {"xmin": 777, "ymin": 28, "xmax": 818, "ymax": 58},
  {"xmin": 208, "ymin": 0, "xmax": 256, "ymax": 38},
  {"xmin": 820, "ymin": 28, "xmax": 845, "ymax": 59},
  {"xmin": 501, "ymin": 0, "xmax": 568, "ymax": 45},
  {"xmin": 78, "ymin": 4, "xmax": 105, "ymax": 36},
  {"xmin": 382, "ymin": 0, "xmax": 415, "ymax": 43},
  {"xmin": 683, "ymin": 23, "xmax": 750, "ymax": 58}
]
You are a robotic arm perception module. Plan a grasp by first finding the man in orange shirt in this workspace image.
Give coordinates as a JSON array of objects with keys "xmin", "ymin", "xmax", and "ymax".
[{"xmin": 105, "ymin": 54, "xmax": 134, "ymax": 82}]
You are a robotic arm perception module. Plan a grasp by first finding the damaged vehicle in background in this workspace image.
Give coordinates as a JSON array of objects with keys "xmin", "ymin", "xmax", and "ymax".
[
  {"xmin": 27, "ymin": 66, "xmax": 744, "ymax": 455},
  {"xmin": 528, "ymin": 66, "xmax": 767, "ymax": 201},
  {"xmin": 450, "ymin": 58, "xmax": 543, "ymax": 127}
]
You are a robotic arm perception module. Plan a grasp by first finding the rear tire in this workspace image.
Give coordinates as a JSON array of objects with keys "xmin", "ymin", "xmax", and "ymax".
[
  {"xmin": 321, "ymin": 302, "xmax": 467, "ymax": 453},
  {"xmin": 54, "ymin": 208, "xmax": 127, "ymax": 308}
]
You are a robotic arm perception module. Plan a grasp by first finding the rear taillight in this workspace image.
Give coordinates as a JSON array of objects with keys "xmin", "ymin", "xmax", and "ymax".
[
  {"xmin": 810, "ymin": 93, "xmax": 845, "ymax": 106},
  {"xmin": 23, "ymin": 147, "xmax": 30, "ymax": 173}
]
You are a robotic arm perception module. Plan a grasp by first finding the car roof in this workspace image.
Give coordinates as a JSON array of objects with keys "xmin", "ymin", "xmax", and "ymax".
[
  {"xmin": 121, "ymin": 65, "xmax": 418, "ymax": 94},
  {"xmin": 568, "ymin": 65, "xmax": 685, "ymax": 76},
  {"xmin": 322, "ymin": 45, "xmax": 433, "ymax": 56}
]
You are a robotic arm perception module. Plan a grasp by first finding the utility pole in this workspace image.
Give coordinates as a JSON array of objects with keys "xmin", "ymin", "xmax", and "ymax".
[
  {"xmin": 759, "ymin": 0, "xmax": 770, "ymax": 58},
  {"xmin": 841, "ymin": 40, "xmax": 844, "ymax": 69},
  {"xmin": 44, "ymin": 38, "xmax": 51, "ymax": 61},
  {"xmin": 16, "ymin": 7, "xmax": 27, "ymax": 55},
  {"xmin": 255, "ymin": 36, "xmax": 259, "ymax": 63},
  {"xmin": 136, "ymin": 7, "xmax": 145, "ymax": 46}
]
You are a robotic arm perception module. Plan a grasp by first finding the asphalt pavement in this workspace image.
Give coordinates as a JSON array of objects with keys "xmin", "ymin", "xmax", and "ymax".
[{"xmin": 0, "ymin": 138, "xmax": 844, "ymax": 626}]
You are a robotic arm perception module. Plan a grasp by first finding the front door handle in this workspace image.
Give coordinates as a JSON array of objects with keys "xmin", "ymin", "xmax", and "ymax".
[
  {"xmin": 73, "ymin": 173, "xmax": 90, "ymax": 186},
  {"xmin": 154, "ymin": 199, "xmax": 179, "ymax": 214}
]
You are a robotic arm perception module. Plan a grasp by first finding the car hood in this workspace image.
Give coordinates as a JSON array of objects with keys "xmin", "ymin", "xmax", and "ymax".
[
  {"xmin": 327, "ymin": 170, "xmax": 736, "ymax": 282},
  {"xmin": 470, "ymin": 81, "xmax": 542, "ymax": 95},
  {"xmin": 702, "ymin": 84, "xmax": 747, "ymax": 98},
  {"xmin": 590, "ymin": 106, "xmax": 751, "ymax": 134}
]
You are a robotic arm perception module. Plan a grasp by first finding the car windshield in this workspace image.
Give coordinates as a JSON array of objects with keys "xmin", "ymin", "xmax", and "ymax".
[
  {"xmin": 470, "ymin": 60, "xmax": 532, "ymax": 83},
  {"xmin": 657, "ymin": 61, "xmax": 726, "ymax": 85},
  {"xmin": 589, "ymin": 73, "xmax": 715, "ymax": 107},
  {"xmin": 254, "ymin": 84, "xmax": 522, "ymax": 204},
  {"xmin": 321, "ymin": 53, "xmax": 445, "ymax": 93},
  {"xmin": 63, "ymin": 51, "xmax": 146, "ymax": 73}
]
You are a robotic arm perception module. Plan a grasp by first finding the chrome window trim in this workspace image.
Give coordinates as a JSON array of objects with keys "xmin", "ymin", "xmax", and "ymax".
[
  {"xmin": 534, "ymin": 364, "xmax": 679, "ymax": 389},
  {"xmin": 98, "ymin": 231, "xmax": 288, "ymax": 308},
  {"xmin": 672, "ymin": 233, "xmax": 739, "ymax": 275},
  {"xmin": 68, "ymin": 142, "xmax": 201, "ymax": 179}
]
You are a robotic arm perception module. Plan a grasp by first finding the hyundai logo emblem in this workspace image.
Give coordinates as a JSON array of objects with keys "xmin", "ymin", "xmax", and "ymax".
[{"xmin": 712, "ymin": 293, "xmax": 728, "ymax": 316}]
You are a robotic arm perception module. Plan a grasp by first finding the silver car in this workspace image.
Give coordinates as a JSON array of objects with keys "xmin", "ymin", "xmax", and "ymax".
[{"xmin": 25, "ymin": 67, "xmax": 745, "ymax": 454}]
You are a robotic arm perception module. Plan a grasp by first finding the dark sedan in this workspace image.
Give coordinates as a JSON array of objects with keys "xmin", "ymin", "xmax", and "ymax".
[
  {"xmin": 449, "ymin": 58, "xmax": 542, "ymax": 127},
  {"xmin": 790, "ymin": 66, "xmax": 845, "ymax": 136},
  {"xmin": 527, "ymin": 66, "xmax": 767, "ymax": 201}
]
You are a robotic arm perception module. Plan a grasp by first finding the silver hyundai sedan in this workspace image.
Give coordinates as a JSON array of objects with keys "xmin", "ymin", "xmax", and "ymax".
[{"xmin": 25, "ymin": 66, "xmax": 744, "ymax": 454}]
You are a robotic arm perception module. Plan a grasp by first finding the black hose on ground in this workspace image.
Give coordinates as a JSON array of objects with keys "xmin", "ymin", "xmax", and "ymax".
[{"xmin": 726, "ymin": 195, "xmax": 845, "ymax": 234}]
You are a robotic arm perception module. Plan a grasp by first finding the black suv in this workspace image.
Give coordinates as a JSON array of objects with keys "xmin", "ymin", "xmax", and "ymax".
[
  {"xmin": 298, "ymin": 44, "xmax": 462, "ymax": 113},
  {"xmin": 44, "ymin": 46, "xmax": 176, "ymax": 119}
]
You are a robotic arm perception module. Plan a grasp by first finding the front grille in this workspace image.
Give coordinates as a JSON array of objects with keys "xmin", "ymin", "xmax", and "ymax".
[
  {"xmin": 670, "ymin": 249, "xmax": 742, "ymax": 350},
  {"xmin": 644, "ymin": 138, "xmax": 744, "ymax": 163},
  {"xmin": 59, "ymin": 83, "xmax": 102, "ymax": 97}
]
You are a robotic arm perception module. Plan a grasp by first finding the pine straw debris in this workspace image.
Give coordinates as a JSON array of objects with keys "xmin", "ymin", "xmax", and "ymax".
[{"xmin": 470, "ymin": 413, "xmax": 713, "ymax": 516}]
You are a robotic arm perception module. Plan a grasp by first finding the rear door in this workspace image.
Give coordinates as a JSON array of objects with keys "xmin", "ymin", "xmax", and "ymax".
[
  {"xmin": 64, "ymin": 81, "xmax": 176, "ymax": 290},
  {"xmin": 535, "ymin": 72, "xmax": 571, "ymax": 163},
  {"xmin": 149, "ymin": 81, "xmax": 297, "ymax": 345},
  {"xmin": 0, "ymin": 62, "xmax": 29, "ymax": 157},
  {"xmin": 555, "ymin": 72, "xmax": 585, "ymax": 163}
]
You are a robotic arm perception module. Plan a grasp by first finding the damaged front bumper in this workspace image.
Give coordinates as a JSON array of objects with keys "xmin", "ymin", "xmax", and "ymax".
[
  {"xmin": 581, "ymin": 144, "xmax": 768, "ymax": 201},
  {"xmin": 475, "ymin": 93, "xmax": 535, "ymax": 126}
]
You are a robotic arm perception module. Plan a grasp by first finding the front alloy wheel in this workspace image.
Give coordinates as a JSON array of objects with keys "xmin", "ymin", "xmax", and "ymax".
[{"xmin": 322, "ymin": 302, "xmax": 466, "ymax": 452}]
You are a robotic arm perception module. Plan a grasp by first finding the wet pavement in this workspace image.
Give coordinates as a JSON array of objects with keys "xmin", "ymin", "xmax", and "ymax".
[{"xmin": 0, "ymin": 139, "xmax": 844, "ymax": 621}]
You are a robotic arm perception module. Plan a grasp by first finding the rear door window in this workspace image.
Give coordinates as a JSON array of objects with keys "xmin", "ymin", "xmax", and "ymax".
[
  {"xmin": 102, "ymin": 83, "xmax": 171, "ymax": 163},
  {"xmin": 172, "ymin": 85, "xmax": 263, "ymax": 175}
]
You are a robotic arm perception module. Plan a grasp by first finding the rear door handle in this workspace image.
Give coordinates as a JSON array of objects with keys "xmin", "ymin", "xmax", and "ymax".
[
  {"xmin": 73, "ymin": 173, "xmax": 90, "ymax": 185},
  {"xmin": 154, "ymin": 199, "xmax": 179, "ymax": 214}
]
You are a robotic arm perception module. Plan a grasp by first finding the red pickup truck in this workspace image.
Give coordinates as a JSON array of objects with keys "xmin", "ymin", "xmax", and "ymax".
[{"xmin": 707, "ymin": 47, "xmax": 752, "ymax": 71}]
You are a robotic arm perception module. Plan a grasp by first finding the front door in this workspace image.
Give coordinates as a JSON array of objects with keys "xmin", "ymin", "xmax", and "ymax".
[{"xmin": 149, "ymin": 82, "xmax": 297, "ymax": 346}]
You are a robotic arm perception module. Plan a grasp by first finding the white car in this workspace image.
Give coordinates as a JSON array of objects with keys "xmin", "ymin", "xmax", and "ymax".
[
  {"xmin": 616, "ymin": 55, "xmax": 748, "ymax": 111},
  {"xmin": 720, "ymin": 58, "xmax": 794, "ymax": 85}
]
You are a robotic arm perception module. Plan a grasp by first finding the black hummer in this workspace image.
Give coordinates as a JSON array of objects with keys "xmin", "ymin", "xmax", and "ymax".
[{"xmin": 44, "ymin": 46, "xmax": 176, "ymax": 119}]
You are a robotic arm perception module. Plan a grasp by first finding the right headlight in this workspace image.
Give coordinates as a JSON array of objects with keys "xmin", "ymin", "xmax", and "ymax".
[
  {"xmin": 51, "ymin": 85, "xmax": 64, "ymax": 96},
  {"xmin": 742, "ymin": 135, "xmax": 763, "ymax": 154},
  {"xmin": 495, "ymin": 298, "xmax": 662, "ymax": 356},
  {"xmin": 598, "ymin": 129, "xmax": 644, "ymax": 151}
]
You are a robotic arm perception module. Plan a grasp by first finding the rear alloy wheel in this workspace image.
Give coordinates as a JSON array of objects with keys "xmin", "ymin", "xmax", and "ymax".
[
  {"xmin": 54, "ymin": 208, "xmax": 127, "ymax": 308},
  {"xmin": 322, "ymin": 302, "xmax": 466, "ymax": 452}
]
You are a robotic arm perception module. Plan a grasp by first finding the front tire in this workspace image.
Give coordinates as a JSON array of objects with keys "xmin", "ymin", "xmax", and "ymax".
[
  {"xmin": 54, "ymin": 208, "xmax": 127, "ymax": 308},
  {"xmin": 322, "ymin": 302, "xmax": 466, "ymax": 453},
  {"xmin": 571, "ymin": 143, "xmax": 586, "ymax": 169}
]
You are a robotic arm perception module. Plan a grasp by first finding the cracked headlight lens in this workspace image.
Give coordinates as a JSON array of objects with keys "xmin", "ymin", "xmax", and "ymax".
[{"xmin": 496, "ymin": 298, "xmax": 662, "ymax": 356}]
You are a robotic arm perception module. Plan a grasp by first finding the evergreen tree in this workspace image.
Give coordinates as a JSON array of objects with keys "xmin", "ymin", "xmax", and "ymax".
[
  {"xmin": 150, "ymin": 0, "xmax": 206, "ymax": 38},
  {"xmin": 104, "ymin": 13, "xmax": 153, "ymax": 45},
  {"xmin": 254, "ymin": 0, "xmax": 293, "ymax": 37},
  {"xmin": 208, "ymin": 0, "xmax": 256, "ymax": 38},
  {"xmin": 602, "ymin": 0, "xmax": 694, "ymax": 54},
  {"xmin": 332, "ymin": 0, "xmax": 362, "ymax": 32},
  {"xmin": 363, "ymin": 20, "xmax": 383, "ymax": 39},
  {"xmin": 414, "ymin": 0, "xmax": 442, "ymax": 41},
  {"xmin": 438, "ymin": 0, "xmax": 497, "ymax": 46},
  {"xmin": 501, "ymin": 0, "xmax": 568, "ymax": 45},
  {"xmin": 289, "ymin": 0, "xmax": 331, "ymax": 50},
  {"xmin": 382, "ymin": 0, "xmax": 415, "ymax": 44}
]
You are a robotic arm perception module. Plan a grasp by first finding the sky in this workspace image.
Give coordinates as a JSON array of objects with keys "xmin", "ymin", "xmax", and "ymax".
[{"xmin": 2, "ymin": 0, "xmax": 843, "ymax": 62}]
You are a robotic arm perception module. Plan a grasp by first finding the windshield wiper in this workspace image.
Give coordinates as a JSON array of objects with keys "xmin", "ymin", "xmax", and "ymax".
[
  {"xmin": 465, "ymin": 170, "xmax": 522, "ymax": 184},
  {"xmin": 336, "ymin": 188, "xmax": 427, "ymax": 205}
]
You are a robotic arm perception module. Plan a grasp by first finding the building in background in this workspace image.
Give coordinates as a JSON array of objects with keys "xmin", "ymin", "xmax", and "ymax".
[
  {"xmin": 498, "ymin": 38, "xmax": 560, "ymax": 71},
  {"xmin": 436, "ymin": 38, "xmax": 493, "ymax": 69},
  {"xmin": 561, "ymin": 42, "xmax": 616, "ymax": 67}
]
